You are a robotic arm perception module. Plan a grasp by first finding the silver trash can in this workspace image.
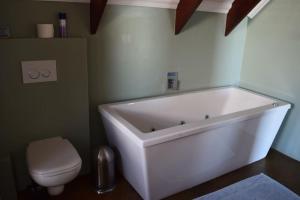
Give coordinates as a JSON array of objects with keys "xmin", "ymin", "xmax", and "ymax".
[{"xmin": 93, "ymin": 146, "xmax": 115, "ymax": 194}]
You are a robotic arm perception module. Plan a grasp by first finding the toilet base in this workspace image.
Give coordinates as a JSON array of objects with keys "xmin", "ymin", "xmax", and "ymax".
[{"xmin": 47, "ymin": 185, "xmax": 64, "ymax": 196}]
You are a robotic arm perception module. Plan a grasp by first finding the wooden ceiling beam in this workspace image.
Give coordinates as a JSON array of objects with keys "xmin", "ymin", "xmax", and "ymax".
[
  {"xmin": 225, "ymin": 0, "xmax": 261, "ymax": 36},
  {"xmin": 175, "ymin": 0, "xmax": 204, "ymax": 35},
  {"xmin": 90, "ymin": 0, "xmax": 108, "ymax": 34}
]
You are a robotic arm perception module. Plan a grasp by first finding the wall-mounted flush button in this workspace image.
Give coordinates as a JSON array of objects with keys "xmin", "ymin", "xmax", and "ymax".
[
  {"xmin": 41, "ymin": 69, "xmax": 51, "ymax": 78},
  {"xmin": 21, "ymin": 60, "xmax": 57, "ymax": 84},
  {"xmin": 28, "ymin": 70, "xmax": 40, "ymax": 79}
]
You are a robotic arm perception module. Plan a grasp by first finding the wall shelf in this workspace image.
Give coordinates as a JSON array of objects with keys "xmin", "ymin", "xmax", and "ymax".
[
  {"xmin": 0, "ymin": 37, "xmax": 85, "ymax": 40},
  {"xmin": 37, "ymin": 0, "xmax": 234, "ymax": 13},
  {"xmin": 37, "ymin": 0, "xmax": 270, "ymax": 35}
]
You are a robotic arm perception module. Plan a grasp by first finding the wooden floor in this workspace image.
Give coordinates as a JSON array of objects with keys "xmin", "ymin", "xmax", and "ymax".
[{"xmin": 19, "ymin": 149, "xmax": 300, "ymax": 200}]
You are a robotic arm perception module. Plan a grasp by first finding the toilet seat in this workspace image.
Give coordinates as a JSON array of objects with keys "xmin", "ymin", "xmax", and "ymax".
[{"xmin": 27, "ymin": 137, "xmax": 82, "ymax": 177}]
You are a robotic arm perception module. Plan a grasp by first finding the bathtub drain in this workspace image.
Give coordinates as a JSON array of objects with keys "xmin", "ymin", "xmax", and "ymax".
[
  {"xmin": 205, "ymin": 115, "xmax": 210, "ymax": 119},
  {"xmin": 272, "ymin": 103, "xmax": 279, "ymax": 107}
]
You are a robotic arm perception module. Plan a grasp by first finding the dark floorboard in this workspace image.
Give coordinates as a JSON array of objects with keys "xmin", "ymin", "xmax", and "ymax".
[{"xmin": 19, "ymin": 149, "xmax": 300, "ymax": 200}]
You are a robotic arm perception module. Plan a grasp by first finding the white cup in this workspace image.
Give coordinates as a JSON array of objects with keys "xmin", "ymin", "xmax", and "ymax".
[{"xmin": 37, "ymin": 24, "xmax": 54, "ymax": 38}]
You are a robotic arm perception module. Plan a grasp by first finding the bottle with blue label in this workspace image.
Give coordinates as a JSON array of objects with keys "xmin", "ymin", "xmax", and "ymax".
[{"xmin": 58, "ymin": 12, "xmax": 67, "ymax": 38}]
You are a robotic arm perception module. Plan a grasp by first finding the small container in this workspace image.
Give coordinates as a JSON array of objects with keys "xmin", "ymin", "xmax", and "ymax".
[
  {"xmin": 0, "ymin": 26, "xmax": 11, "ymax": 38},
  {"xmin": 36, "ymin": 24, "xmax": 54, "ymax": 38},
  {"xmin": 58, "ymin": 12, "xmax": 67, "ymax": 38},
  {"xmin": 93, "ymin": 146, "xmax": 115, "ymax": 194}
]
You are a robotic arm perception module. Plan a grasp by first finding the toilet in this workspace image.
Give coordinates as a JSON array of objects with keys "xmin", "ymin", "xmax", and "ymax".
[{"xmin": 26, "ymin": 137, "xmax": 82, "ymax": 196}]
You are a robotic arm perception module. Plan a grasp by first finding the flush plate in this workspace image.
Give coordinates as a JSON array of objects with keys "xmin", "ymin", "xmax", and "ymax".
[{"xmin": 21, "ymin": 60, "xmax": 57, "ymax": 84}]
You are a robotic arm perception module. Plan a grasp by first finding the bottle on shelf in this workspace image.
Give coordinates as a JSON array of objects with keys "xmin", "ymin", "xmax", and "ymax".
[{"xmin": 58, "ymin": 12, "xmax": 67, "ymax": 38}]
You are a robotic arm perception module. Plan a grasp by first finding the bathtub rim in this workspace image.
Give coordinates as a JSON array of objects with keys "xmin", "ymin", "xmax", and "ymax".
[{"xmin": 98, "ymin": 86, "xmax": 291, "ymax": 147}]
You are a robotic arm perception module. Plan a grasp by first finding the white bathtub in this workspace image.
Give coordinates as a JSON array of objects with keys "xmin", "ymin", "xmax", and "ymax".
[{"xmin": 98, "ymin": 87, "xmax": 290, "ymax": 200}]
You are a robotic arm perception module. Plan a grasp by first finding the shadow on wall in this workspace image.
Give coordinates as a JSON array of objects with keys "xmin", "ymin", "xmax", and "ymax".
[
  {"xmin": 273, "ymin": 107, "xmax": 293, "ymax": 147},
  {"xmin": 240, "ymin": 0, "xmax": 300, "ymax": 161}
]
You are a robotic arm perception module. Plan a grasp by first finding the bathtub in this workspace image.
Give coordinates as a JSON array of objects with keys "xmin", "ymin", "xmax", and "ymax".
[{"xmin": 98, "ymin": 87, "xmax": 290, "ymax": 200}]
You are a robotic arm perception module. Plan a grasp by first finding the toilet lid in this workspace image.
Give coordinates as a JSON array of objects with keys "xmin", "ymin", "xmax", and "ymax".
[{"xmin": 27, "ymin": 137, "xmax": 82, "ymax": 176}]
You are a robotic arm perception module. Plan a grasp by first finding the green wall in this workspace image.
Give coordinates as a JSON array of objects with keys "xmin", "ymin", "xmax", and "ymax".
[
  {"xmin": 241, "ymin": 0, "xmax": 300, "ymax": 161},
  {"xmin": 1, "ymin": 0, "xmax": 248, "ymax": 191},
  {"xmin": 0, "ymin": 157, "xmax": 17, "ymax": 200},
  {"xmin": 88, "ymin": 6, "xmax": 248, "ymax": 146},
  {"xmin": 0, "ymin": 38, "xmax": 90, "ymax": 190},
  {"xmin": 2, "ymin": 0, "xmax": 299, "ymax": 194},
  {"xmin": 0, "ymin": 0, "xmax": 89, "ymax": 191}
]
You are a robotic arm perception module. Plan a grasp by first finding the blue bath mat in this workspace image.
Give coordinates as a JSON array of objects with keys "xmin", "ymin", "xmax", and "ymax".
[{"xmin": 195, "ymin": 174, "xmax": 300, "ymax": 200}]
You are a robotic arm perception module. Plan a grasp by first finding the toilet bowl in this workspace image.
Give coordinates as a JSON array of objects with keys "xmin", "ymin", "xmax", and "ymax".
[{"xmin": 26, "ymin": 137, "xmax": 82, "ymax": 196}]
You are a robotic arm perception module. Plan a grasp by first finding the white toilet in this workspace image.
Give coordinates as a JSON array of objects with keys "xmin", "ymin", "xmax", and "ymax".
[{"xmin": 26, "ymin": 137, "xmax": 82, "ymax": 196}]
